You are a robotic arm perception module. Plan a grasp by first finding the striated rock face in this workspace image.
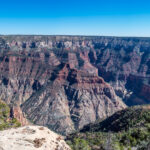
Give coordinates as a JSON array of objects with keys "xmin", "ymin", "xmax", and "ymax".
[
  {"xmin": 22, "ymin": 64, "xmax": 126, "ymax": 135},
  {"xmin": 0, "ymin": 126, "xmax": 71, "ymax": 150},
  {"xmin": 11, "ymin": 106, "xmax": 29, "ymax": 126},
  {"xmin": 0, "ymin": 35, "xmax": 149, "ymax": 134}
]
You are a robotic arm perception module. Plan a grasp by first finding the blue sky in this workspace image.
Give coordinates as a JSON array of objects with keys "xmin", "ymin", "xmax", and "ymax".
[{"xmin": 0, "ymin": 0, "xmax": 150, "ymax": 36}]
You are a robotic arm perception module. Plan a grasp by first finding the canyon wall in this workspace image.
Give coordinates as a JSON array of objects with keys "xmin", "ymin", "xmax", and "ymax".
[{"xmin": 0, "ymin": 35, "xmax": 149, "ymax": 134}]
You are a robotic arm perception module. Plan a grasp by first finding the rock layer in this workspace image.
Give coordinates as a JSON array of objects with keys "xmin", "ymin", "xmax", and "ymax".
[{"xmin": 22, "ymin": 64, "xmax": 126, "ymax": 135}]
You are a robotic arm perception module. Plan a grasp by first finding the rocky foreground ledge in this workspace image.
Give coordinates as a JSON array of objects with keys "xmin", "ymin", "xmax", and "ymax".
[{"xmin": 0, "ymin": 126, "xmax": 71, "ymax": 150}]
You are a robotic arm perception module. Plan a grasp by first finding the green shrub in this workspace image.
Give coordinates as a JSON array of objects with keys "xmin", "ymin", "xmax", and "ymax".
[
  {"xmin": 0, "ymin": 100, "xmax": 21, "ymax": 130},
  {"xmin": 72, "ymin": 138, "xmax": 91, "ymax": 150}
]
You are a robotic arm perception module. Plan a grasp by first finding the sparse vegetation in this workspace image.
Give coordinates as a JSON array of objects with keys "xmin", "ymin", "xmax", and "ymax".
[
  {"xmin": 0, "ymin": 100, "xmax": 21, "ymax": 130},
  {"xmin": 66, "ymin": 105, "xmax": 150, "ymax": 150}
]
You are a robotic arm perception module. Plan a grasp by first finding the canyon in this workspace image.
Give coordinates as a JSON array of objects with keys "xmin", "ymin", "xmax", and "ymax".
[{"xmin": 0, "ymin": 35, "xmax": 149, "ymax": 135}]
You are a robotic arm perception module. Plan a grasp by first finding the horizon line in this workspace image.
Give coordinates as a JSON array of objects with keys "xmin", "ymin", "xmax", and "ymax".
[{"xmin": 0, "ymin": 34, "xmax": 150, "ymax": 38}]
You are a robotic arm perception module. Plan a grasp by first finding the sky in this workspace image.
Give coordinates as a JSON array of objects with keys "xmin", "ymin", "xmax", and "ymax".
[{"xmin": 0, "ymin": 0, "xmax": 150, "ymax": 36}]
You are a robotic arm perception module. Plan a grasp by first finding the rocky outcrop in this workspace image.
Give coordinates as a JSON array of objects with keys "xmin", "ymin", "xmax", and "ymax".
[{"xmin": 0, "ymin": 126, "xmax": 71, "ymax": 150}]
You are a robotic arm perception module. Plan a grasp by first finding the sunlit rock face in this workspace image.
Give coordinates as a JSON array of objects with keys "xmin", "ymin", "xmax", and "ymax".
[
  {"xmin": 22, "ymin": 64, "xmax": 126, "ymax": 135},
  {"xmin": 0, "ymin": 35, "xmax": 149, "ymax": 134},
  {"xmin": 0, "ymin": 126, "xmax": 71, "ymax": 150}
]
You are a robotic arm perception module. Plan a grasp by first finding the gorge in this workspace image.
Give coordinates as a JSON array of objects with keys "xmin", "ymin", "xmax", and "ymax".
[{"xmin": 0, "ymin": 35, "xmax": 149, "ymax": 135}]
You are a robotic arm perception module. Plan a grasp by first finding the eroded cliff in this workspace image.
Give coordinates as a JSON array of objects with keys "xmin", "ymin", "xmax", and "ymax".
[{"xmin": 0, "ymin": 35, "xmax": 149, "ymax": 134}]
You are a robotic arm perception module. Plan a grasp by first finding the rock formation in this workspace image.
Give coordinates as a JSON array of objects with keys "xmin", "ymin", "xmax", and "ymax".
[
  {"xmin": 0, "ymin": 126, "xmax": 71, "ymax": 150},
  {"xmin": 22, "ymin": 64, "xmax": 126, "ymax": 135},
  {"xmin": 0, "ymin": 35, "xmax": 149, "ymax": 134}
]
